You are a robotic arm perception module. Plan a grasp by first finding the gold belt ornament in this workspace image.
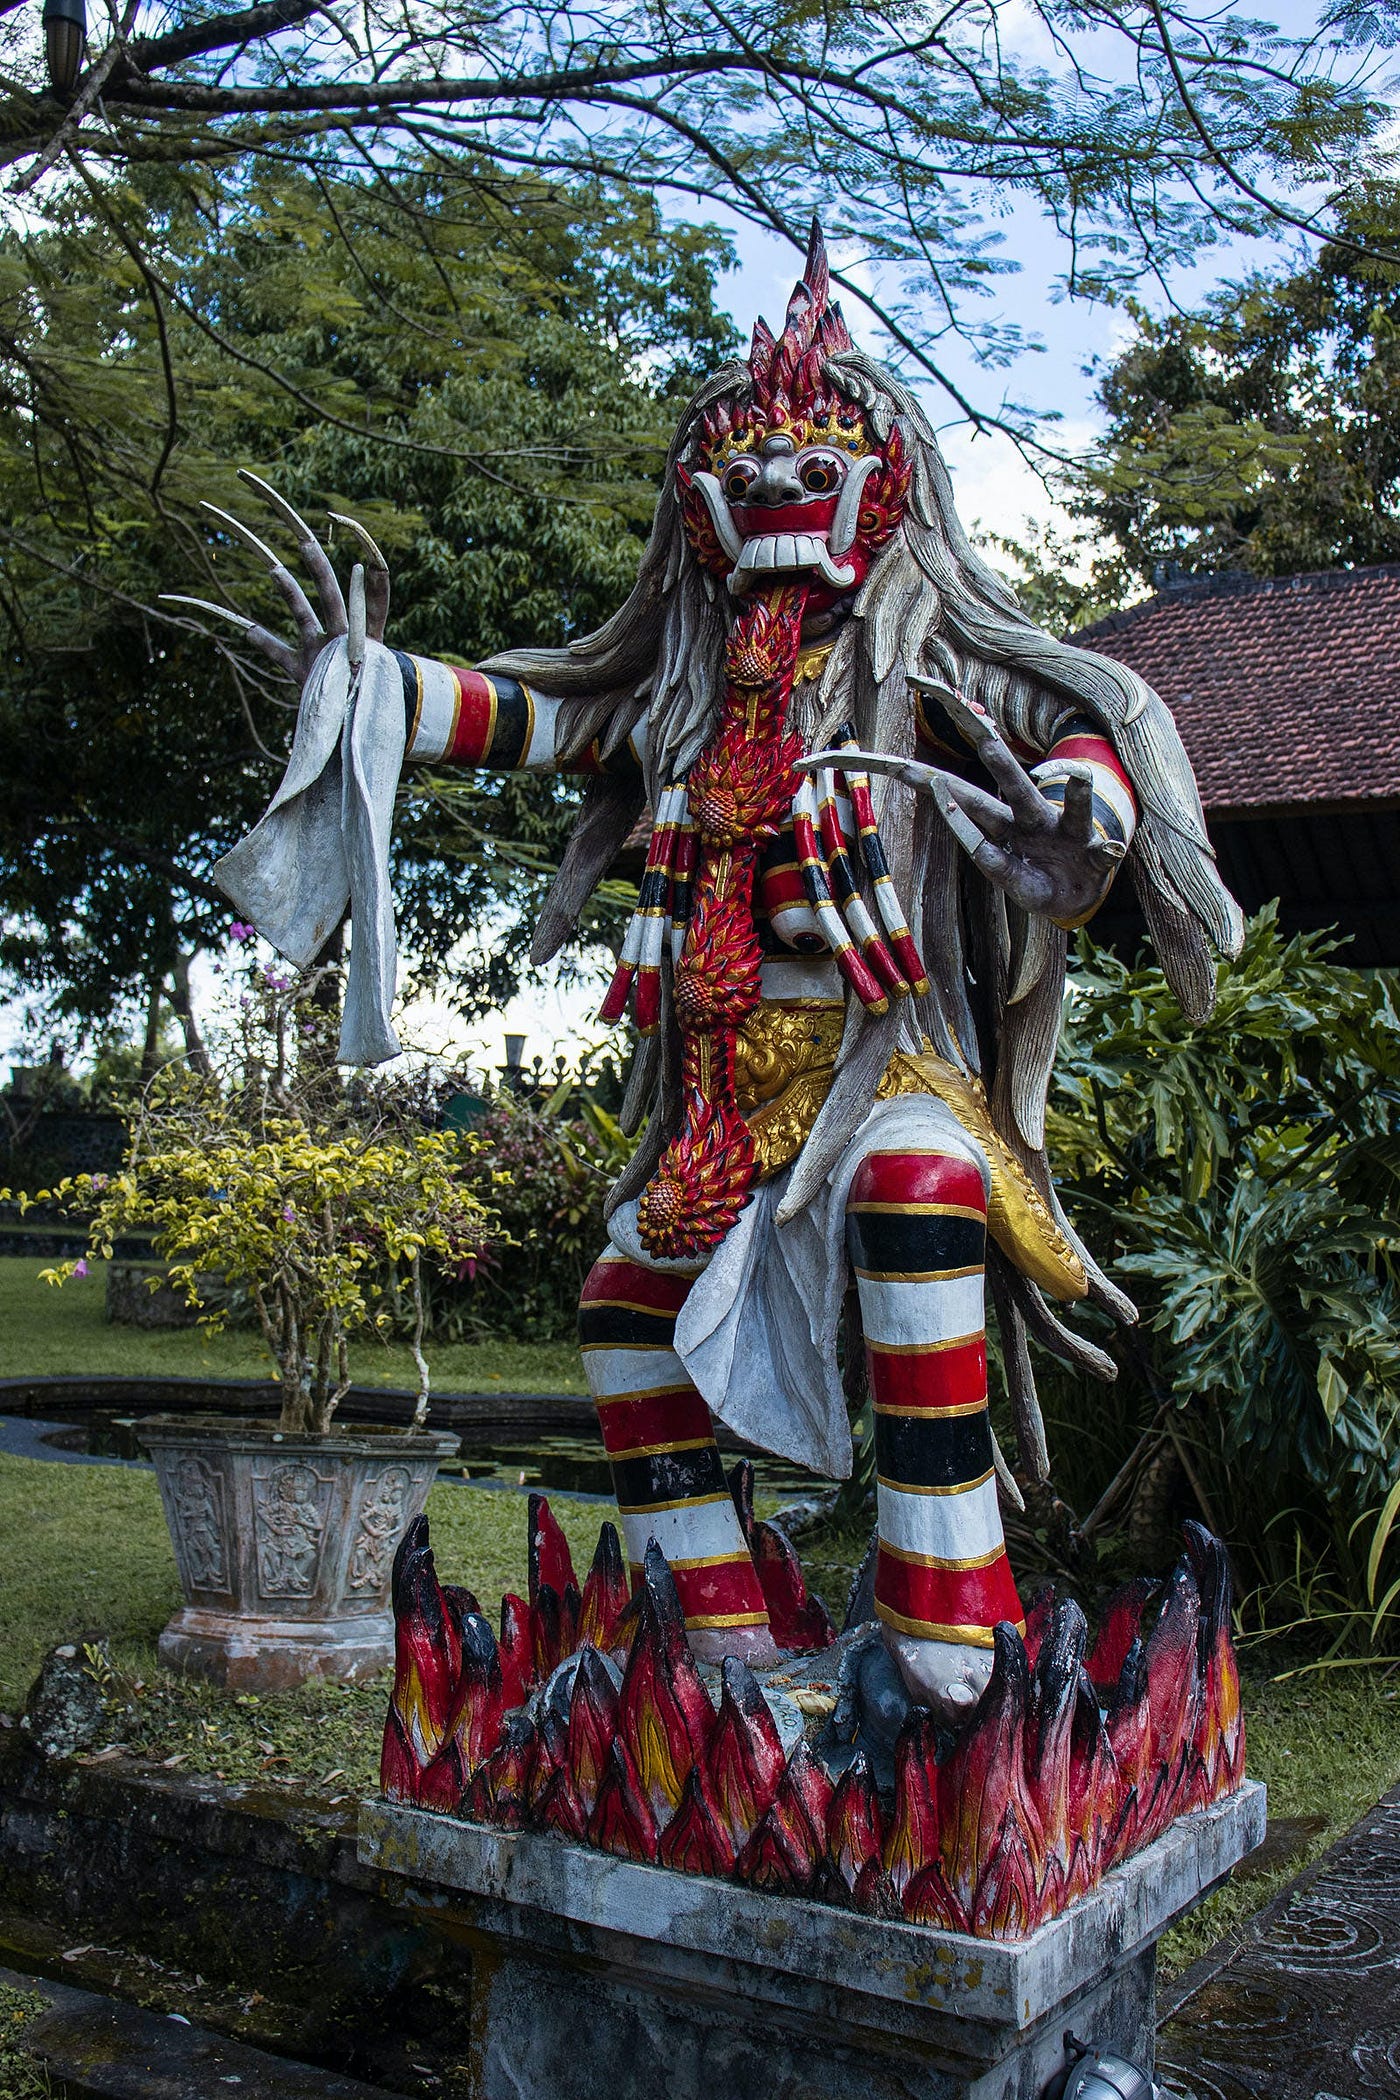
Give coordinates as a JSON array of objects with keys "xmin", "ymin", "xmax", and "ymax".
[{"xmin": 735, "ymin": 1000, "xmax": 1087, "ymax": 1304}]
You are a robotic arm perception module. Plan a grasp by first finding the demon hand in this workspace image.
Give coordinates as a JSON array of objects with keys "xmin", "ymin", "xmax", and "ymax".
[
  {"xmin": 810, "ymin": 679, "xmax": 1127, "ymax": 927},
  {"xmin": 161, "ymin": 471, "xmax": 391, "ymax": 686}
]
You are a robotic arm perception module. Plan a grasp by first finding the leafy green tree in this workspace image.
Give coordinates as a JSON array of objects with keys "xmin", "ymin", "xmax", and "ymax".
[
  {"xmin": 0, "ymin": 0, "xmax": 1390, "ymax": 425},
  {"xmin": 1084, "ymin": 184, "xmax": 1400, "ymax": 588},
  {"xmin": 1000, "ymin": 185, "xmax": 1400, "ymax": 619},
  {"xmin": 0, "ymin": 156, "xmax": 737, "ymax": 1042},
  {"xmin": 1039, "ymin": 909, "xmax": 1400, "ymax": 1640}
]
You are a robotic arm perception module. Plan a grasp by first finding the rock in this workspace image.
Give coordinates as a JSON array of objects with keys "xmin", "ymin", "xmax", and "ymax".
[
  {"xmin": 21, "ymin": 1640, "xmax": 116, "ymax": 1760},
  {"xmin": 820, "ymin": 1624, "xmax": 914, "ymax": 1792}
]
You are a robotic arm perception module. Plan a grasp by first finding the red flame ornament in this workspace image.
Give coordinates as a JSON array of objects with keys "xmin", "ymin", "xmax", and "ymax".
[{"xmin": 380, "ymin": 1506, "xmax": 1247, "ymax": 1944}]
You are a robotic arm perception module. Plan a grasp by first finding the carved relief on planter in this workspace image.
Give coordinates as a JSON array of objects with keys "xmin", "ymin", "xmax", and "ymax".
[
  {"xmin": 139, "ymin": 1416, "xmax": 459, "ymax": 1691},
  {"xmin": 349, "ymin": 1465, "xmax": 413, "ymax": 1593},
  {"xmin": 166, "ymin": 1452, "xmax": 229, "ymax": 1595},
  {"xmin": 253, "ymin": 1460, "xmax": 331, "ymax": 1598}
]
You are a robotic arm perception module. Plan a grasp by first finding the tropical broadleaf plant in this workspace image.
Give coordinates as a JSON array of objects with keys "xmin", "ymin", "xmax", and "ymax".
[{"xmin": 1042, "ymin": 906, "xmax": 1400, "ymax": 1650}]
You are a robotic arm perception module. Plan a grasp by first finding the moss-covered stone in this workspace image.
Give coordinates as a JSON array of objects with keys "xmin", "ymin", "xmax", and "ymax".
[{"xmin": 0, "ymin": 1981, "xmax": 56, "ymax": 2100}]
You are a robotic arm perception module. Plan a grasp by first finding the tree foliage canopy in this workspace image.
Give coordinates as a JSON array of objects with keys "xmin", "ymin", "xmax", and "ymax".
[
  {"xmin": 999, "ymin": 185, "xmax": 1400, "ymax": 625},
  {"xmin": 1083, "ymin": 185, "xmax": 1400, "ymax": 592},
  {"xmin": 0, "ymin": 0, "xmax": 1393, "ymax": 426},
  {"xmin": 0, "ymin": 154, "xmax": 737, "ymax": 1041}
]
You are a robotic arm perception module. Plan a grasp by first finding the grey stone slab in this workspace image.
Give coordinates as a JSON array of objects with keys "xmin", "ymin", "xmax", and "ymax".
[
  {"xmin": 1157, "ymin": 1783, "xmax": 1400, "ymax": 2100},
  {"xmin": 357, "ymin": 1784, "xmax": 1264, "ymax": 2100},
  {"xmin": 0, "ymin": 1959, "xmax": 410, "ymax": 2099},
  {"xmin": 359, "ymin": 1782, "xmax": 1265, "ymax": 2030}
]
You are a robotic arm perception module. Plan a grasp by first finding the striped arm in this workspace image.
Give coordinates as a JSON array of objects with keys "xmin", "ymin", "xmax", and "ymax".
[
  {"xmin": 1031, "ymin": 717, "xmax": 1138, "ymax": 852},
  {"xmin": 792, "ymin": 777, "xmax": 889, "ymax": 1013},
  {"xmin": 837, "ymin": 733, "xmax": 930, "ymax": 994},
  {"xmin": 756, "ymin": 829, "xmax": 827, "ymax": 953},
  {"xmin": 578, "ymin": 1254, "xmax": 768, "ymax": 1633},
  {"xmin": 670, "ymin": 817, "xmax": 698, "ymax": 965},
  {"xmin": 396, "ymin": 652, "xmax": 642, "ymax": 778},
  {"xmin": 846, "ymin": 1149, "xmax": 1024, "ymax": 1648}
]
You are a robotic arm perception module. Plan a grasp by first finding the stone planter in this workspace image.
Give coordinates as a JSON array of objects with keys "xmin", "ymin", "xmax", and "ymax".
[{"xmin": 138, "ymin": 1415, "xmax": 459, "ymax": 1691}]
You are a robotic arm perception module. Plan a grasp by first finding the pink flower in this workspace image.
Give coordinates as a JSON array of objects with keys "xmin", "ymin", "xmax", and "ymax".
[
  {"xmin": 229, "ymin": 921, "xmax": 254, "ymax": 943},
  {"xmin": 72, "ymin": 1259, "xmax": 88, "ymax": 1279}
]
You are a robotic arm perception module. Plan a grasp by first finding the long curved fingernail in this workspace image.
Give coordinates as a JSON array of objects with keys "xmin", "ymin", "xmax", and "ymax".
[{"xmin": 347, "ymin": 564, "xmax": 366, "ymax": 666}]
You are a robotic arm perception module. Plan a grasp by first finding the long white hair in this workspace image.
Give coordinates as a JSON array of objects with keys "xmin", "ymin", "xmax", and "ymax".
[{"xmin": 483, "ymin": 349, "xmax": 1243, "ymax": 1475}]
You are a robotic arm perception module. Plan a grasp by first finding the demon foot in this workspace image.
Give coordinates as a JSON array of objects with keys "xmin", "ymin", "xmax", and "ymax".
[
  {"xmin": 883, "ymin": 1628, "xmax": 993, "ymax": 1721},
  {"xmin": 687, "ymin": 1623, "xmax": 780, "ymax": 1668}
]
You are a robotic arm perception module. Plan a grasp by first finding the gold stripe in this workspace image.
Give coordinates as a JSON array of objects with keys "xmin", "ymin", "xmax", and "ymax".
[
  {"xmin": 663, "ymin": 1550, "xmax": 759, "ymax": 1572},
  {"xmin": 849, "ymin": 1201, "xmax": 986, "ymax": 1220},
  {"xmin": 855, "ymin": 1263, "xmax": 983, "ymax": 1283},
  {"xmin": 581, "ymin": 1292, "xmax": 683, "ymax": 1315},
  {"xmin": 878, "ymin": 1540, "xmax": 1008, "ymax": 1571},
  {"xmin": 616, "ymin": 1490, "xmax": 733, "ymax": 1516},
  {"xmin": 480, "ymin": 672, "xmax": 499, "ymax": 760},
  {"xmin": 593, "ymin": 1383, "xmax": 694, "ymax": 1407},
  {"xmin": 867, "ymin": 1331, "xmax": 983, "ymax": 1358},
  {"xmin": 873, "ymin": 1398, "xmax": 989, "ymax": 1420},
  {"xmin": 578, "ymin": 1339, "xmax": 681, "ymax": 1354},
  {"xmin": 408, "ymin": 655, "xmax": 424, "ymax": 752},
  {"xmin": 877, "ymin": 1467, "xmax": 996, "ymax": 1498},
  {"xmin": 676, "ymin": 1611, "xmax": 770, "ymax": 1629},
  {"xmin": 874, "ymin": 1602, "xmax": 1024, "ymax": 1645},
  {"xmin": 605, "ymin": 1435, "xmax": 713, "ymax": 1462},
  {"xmin": 519, "ymin": 679, "xmax": 538, "ymax": 764}
]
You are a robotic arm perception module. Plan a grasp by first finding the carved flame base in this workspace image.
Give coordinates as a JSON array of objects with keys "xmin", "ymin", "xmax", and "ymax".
[
  {"xmin": 139, "ymin": 1415, "xmax": 459, "ymax": 1692},
  {"xmin": 379, "ymin": 1491, "xmax": 1251, "ymax": 1942}
]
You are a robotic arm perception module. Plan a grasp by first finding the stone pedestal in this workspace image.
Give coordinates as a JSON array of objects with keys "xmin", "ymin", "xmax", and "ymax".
[
  {"xmin": 139, "ymin": 1416, "xmax": 458, "ymax": 1690},
  {"xmin": 359, "ymin": 1779, "xmax": 1264, "ymax": 2100}
]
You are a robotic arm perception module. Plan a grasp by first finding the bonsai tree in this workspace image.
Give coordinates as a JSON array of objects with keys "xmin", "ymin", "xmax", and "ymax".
[{"xmin": 34, "ymin": 954, "xmax": 494, "ymax": 1433}]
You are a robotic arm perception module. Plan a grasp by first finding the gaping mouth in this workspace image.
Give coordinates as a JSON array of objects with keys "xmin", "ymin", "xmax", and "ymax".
[
  {"xmin": 689, "ymin": 455, "xmax": 882, "ymax": 595},
  {"xmin": 730, "ymin": 530, "xmax": 842, "ymax": 584}
]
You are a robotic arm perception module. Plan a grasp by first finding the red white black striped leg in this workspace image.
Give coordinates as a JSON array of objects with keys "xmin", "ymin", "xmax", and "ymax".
[
  {"xmin": 846, "ymin": 1147, "xmax": 1024, "ymax": 1718},
  {"xmin": 578, "ymin": 1253, "xmax": 777, "ymax": 1664}
]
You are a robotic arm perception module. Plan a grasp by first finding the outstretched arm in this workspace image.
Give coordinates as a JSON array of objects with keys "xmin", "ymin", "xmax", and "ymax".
[
  {"xmin": 166, "ymin": 474, "xmax": 641, "ymax": 781},
  {"xmin": 807, "ymin": 679, "xmax": 1136, "ymax": 928},
  {"xmin": 393, "ymin": 651, "xmax": 641, "ymax": 780}
]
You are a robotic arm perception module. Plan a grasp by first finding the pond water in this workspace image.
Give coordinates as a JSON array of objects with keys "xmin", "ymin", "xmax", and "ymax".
[{"xmin": 31, "ymin": 1411, "xmax": 833, "ymax": 1505}]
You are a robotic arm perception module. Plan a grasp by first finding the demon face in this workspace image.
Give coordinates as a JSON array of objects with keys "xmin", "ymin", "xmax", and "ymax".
[
  {"xmin": 687, "ymin": 422, "xmax": 882, "ymax": 594},
  {"xmin": 675, "ymin": 228, "xmax": 910, "ymax": 606}
]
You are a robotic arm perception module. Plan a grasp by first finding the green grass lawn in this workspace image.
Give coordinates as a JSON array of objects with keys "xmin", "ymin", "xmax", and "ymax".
[
  {"xmin": 0, "ymin": 1257, "xmax": 585, "ymax": 1395},
  {"xmin": 0, "ymin": 1450, "xmax": 608, "ymax": 1716}
]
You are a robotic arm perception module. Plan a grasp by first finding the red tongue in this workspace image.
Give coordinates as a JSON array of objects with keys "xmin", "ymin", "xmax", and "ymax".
[
  {"xmin": 636, "ymin": 583, "xmax": 809, "ymax": 1262},
  {"xmin": 731, "ymin": 498, "xmax": 838, "ymax": 537}
]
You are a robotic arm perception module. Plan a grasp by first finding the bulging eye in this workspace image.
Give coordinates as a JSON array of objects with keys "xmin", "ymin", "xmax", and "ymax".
[
  {"xmin": 799, "ymin": 451, "xmax": 845, "ymax": 495},
  {"xmin": 722, "ymin": 458, "xmax": 759, "ymax": 501}
]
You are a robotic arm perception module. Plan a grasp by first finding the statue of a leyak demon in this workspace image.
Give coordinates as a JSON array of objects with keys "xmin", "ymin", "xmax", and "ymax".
[{"xmin": 202, "ymin": 226, "xmax": 1241, "ymax": 1718}]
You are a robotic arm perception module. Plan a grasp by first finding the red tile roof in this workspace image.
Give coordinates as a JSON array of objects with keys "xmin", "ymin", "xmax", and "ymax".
[{"xmin": 1077, "ymin": 566, "xmax": 1400, "ymax": 816}]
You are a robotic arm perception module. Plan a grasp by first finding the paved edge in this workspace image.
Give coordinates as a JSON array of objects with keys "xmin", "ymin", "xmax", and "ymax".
[
  {"xmin": 1156, "ymin": 1776, "xmax": 1400, "ymax": 2025},
  {"xmin": 0, "ymin": 1960, "xmax": 413, "ymax": 2100}
]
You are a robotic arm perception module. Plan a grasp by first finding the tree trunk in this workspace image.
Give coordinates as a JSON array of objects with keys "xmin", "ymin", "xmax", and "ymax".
[
  {"xmin": 139, "ymin": 976, "xmax": 164, "ymax": 1082},
  {"xmin": 168, "ymin": 950, "xmax": 212, "ymax": 1077}
]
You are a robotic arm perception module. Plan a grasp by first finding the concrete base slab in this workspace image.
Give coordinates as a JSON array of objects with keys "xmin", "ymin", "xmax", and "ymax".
[
  {"xmin": 157, "ymin": 1606, "xmax": 396, "ymax": 1689},
  {"xmin": 0, "ymin": 1960, "xmax": 410, "ymax": 2099},
  {"xmin": 358, "ymin": 1780, "xmax": 1265, "ymax": 2100}
]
